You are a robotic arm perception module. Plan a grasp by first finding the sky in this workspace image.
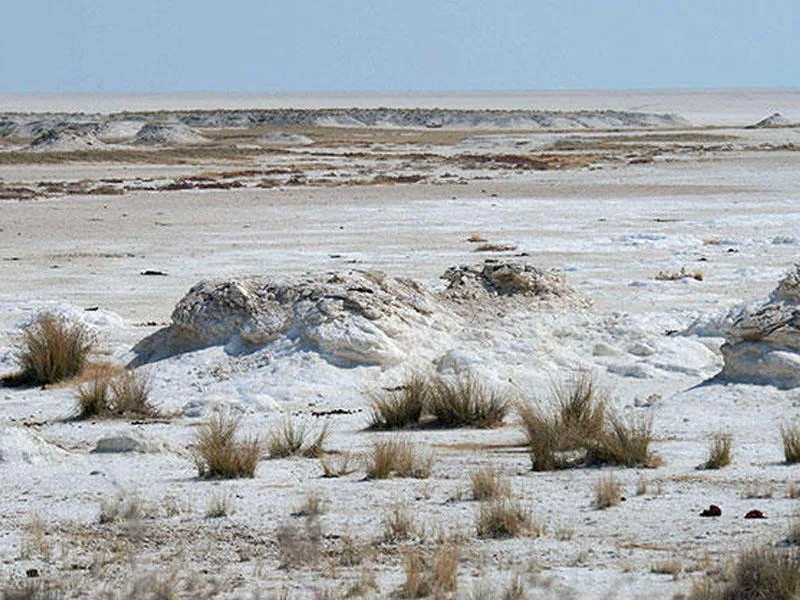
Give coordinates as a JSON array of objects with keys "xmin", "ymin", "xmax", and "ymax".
[{"xmin": 1, "ymin": 0, "xmax": 798, "ymax": 93}]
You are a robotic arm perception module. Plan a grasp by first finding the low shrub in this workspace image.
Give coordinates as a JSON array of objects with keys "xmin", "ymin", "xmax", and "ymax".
[
  {"xmin": 586, "ymin": 413, "xmax": 654, "ymax": 468},
  {"xmin": 594, "ymin": 473, "xmax": 621, "ymax": 509},
  {"xmin": 403, "ymin": 545, "xmax": 459, "ymax": 599},
  {"xmin": 76, "ymin": 369, "xmax": 156, "ymax": 419},
  {"xmin": 469, "ymin": 464, "xmax": 511, "ymax": 501}
]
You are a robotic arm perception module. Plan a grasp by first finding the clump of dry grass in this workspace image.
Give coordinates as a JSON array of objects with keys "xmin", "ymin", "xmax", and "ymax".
[
  {"xmin": 268, "ymin": 417, "xmax": 329, "ymax": 459},
  {"xmin": 427, "ymin": 375, "xmax": 509, "ymax": 428},
  {"xmin": 193, "ymin": 412, "xmax": 262, "ymax": 479},
  {"xmin": 586, "ymin": 413, "xmax": 654, "ymax": 468},
  {"xmin": 594, "ymin": 473, "xmax": 622, "ymax": 509},
  {"xmin": 292, "ymin": 490, "xmax": 327, "ymax": 518},
  {"xmin": 205, "ymin": 492, "xmax": 231, "ymax": 518},
  {"xmin": 368, "ymin": 374, "xmax": 428, "ymax": 429},
  {"xmin": 365, "ymin": 437, "xmax": 433, "ymax": 479},
  {"xmin": 520, "ymin": 372, "xmax": 655, "ymax": 470},
  {"xmin": 403, "ymin": 544, "xmax": 459, "ymax": 598},
  {"xmin": 382, "ymin": 503, "xmax": 418, "ymax": 542},
  {"xmin": 690, "ymin": 546, "xmax": 800, "ymax": 600},
  {"xmin": 8, "ymin": 313, "xmax": 93, "ymax": 386},
  {"xmin": 477, "ymin": 499, "xmax": 537, "ymax": 539},
  {"xmin": 320, "ymin": 452, "xmax": 356, "ymax": 478},
  {"xmin": 782, "ymin": 423, "xmax": 800, "ymax": 464},
  {"xmin": 276, "ymin": 518, "xmax": 323, "ymax": 569},
  {"xmin": 76, "ymin": 369, "xmax": 156, "ymax": 419},
  {"xmin": 469, "ymin": 465, "xmax": 511, "ymax": 501},
  {"xmin": 699, "ymin": 431, "xmax": 732, "ymax": 470}
]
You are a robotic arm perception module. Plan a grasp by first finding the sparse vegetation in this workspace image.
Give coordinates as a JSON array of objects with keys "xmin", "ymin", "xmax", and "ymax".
[
  {"xmin": 8, "ymin": 313, "xmax": 93, "ymax": 386},
  {"xmin": 193, "ymin": 412, "xmax": 262, "ymax": 479},
  {"xmin": 427, "ymin": 375, "xmax": 509, "ymax": 428},
  {"xmin": 403, "ymin": 545, "xmax": 459, "ymax": 598},
  {"xmin": 76, "ymin": 369, "xmax": 156, "ymax": 419},
  {"xmin": 699, "ymin": 431, "xmax": 732, "ymax": 470},
  {"xmin": 292, "ymin": 490, "xmax": 327, "ymax": 518},
  {"xmin": 365, "ymin": 437, "xmax": 433, "ymax": 479},
  {"xmin": 477, "ymin": 499, "xmax": 537, "ymax": 539},
  {"xmin": 469, "ymin": 464, "xmax": 511, "ymax": 501},
  {"xmin": 782, "ymin": 423, "xmax": 800, "ymax": 464},
  {"xmin": 268, "ymin": 417, "xmax": 329, "ymax": 458},
  {"xmin": 690, "ymin": 546, "xmax": 800, "ymax": 600},
  {"xmin": 586, "ymin": 413, "xmax": 654, "ymax": 468},
  {"xmin": 276, "ymin": 518, "xmax": 323, "ymax": 569},
  {"xmin": 382, "ymin": 503, "xmax": 418, "ymax": 542},
  {"xmin": 368, "ymin": 374, "xmax": 428, "ymax": 429},
  {"xmin": 205, "ymin": 492, "xmax": 231, "ymax": 518},
  {"xmin": 594, "ymin": 473, "xmax": 622, "ymax": 509},
  {"xmin": 320, "ymin": 452, "xmax": 356, "ymax": 478}
]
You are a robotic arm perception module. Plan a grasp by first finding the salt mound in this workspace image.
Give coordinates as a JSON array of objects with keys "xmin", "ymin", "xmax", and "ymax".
[
  {"xmin": 717, "ymin": 264, "xmax": 800, "ymax": 388},
  {"xmin": 133, "ymin": 122, "xmax": 207, "ymax": 145},
  {"xmin": 748, "ymin": 113, "xmax": 793, "ymax": 128},
  {"xmin": 28, "ymin": 125, "xmax": 106, "ymax": 152},
  {"xmin": 131, "ymin": 270, "xmax": 441, "ymax": 367},
  {"xmin": 0, "ymin": 424, "xmax": 67, "ymax": 465},
  {"xmin": 441, "ymin": 261, "xmax": 588, "ymax": 306},
  {"xmin": 258, "ymin": 131, "xmax": 314, "ymax": 145}
]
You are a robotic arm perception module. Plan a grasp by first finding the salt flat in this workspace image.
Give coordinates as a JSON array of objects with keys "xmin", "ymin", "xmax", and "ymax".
[{"xmin": 1, "ymin": 92, "xmax": 799, "ymax": 599}]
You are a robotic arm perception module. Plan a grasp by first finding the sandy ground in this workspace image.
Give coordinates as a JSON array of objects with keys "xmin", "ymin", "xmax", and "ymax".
[{"xmin": 1, "ymin": 98, "xmax": 800, "ymax": 599}]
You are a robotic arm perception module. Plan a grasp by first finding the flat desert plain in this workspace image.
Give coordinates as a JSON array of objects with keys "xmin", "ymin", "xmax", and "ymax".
[{"xmin": 1, "ymin": 91, "xmax": 800, "ymax": 599}]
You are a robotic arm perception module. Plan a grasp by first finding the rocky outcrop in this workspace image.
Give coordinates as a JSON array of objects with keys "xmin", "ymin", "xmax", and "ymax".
[
  {"xmin": 717, "ymin": 265, "xmax": 800, "ymax": 389},
  {"xmin": 132, "ymin": 122, "xmax": 206, "ymax": 145},
  {"xmin": 747, "ymin": 113, "xmax": 794, "ymax": 128}
]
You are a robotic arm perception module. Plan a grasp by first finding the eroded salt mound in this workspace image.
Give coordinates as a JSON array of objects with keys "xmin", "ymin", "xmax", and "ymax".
[
  {"xmin": 258, "ymin": 132, "xmax": 314, "ymax": 145},
  {"xmin": 131, "ymin": 270, "xmax": 442, "ymax": 367},
  {"xmin": 717, "ymin": 264, "xmax": 800, "ymax": 388},
  {"xmin": 133, "ymin": 122, "xmax": 207, "ymax": 145},
  {"xmin": 28, "ymin": 126, "xmax": 106, "ymax": 152},
  {"xmin": 748, "ymin": 113, "xmax": 793, "ymax": 128},
  {"xmin": 441, "ymin": 262, "xmax": 588, "ymax": 306},
  {"xmin": 0, "ymin": 424, "xmax": 67, "ymax": 465},
  {"xmin": 131, "ymin": 262, "xmax": 583, "ymax": 368}
]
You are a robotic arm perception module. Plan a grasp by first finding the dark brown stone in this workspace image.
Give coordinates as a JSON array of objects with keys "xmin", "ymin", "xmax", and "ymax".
[
  {"xmin": 700, "ymin": 504, "xmax": 722, "ymax": 517},
  {"xmin": 744, "ymin": 509, "xmax": 766, "ymax": 519}
]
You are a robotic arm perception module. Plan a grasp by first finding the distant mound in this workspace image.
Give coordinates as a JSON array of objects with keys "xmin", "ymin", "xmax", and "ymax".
[
  {"xmin": 257, "ymin": 131, "xmax": 314, "ymax": 145},
  {"xmin": 747, "ymin": 112, "xmax": 794, "ymax": 128},
  {"xmin": 130, "ymin": 262, "xmax": 583, "ymax": 368},
  {"xmin": 132, "ymin": 122, "xmax": 207, "ymax": 145},
  {"xmin": 27, "ymin": 125, "xmax": 106, "ymax": 152},
  {"xmin": 716, "ymin": 264, "xmax": 800, "ymax": 389}
]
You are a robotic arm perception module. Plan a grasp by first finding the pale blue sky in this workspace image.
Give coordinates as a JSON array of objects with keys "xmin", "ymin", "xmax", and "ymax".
[{"xmin": 2, "ymin": 0, "xmax": 798, "ymax": 92}]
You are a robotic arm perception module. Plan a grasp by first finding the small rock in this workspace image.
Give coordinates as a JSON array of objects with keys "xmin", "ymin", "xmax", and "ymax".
[
  {"xmin": 91, "ymin": 436, "xmax": 144, "ymax": 454},
  {"xmin": 26, "ymin": 568, "xmax": 39, "ymax": 578},
  {"xmin": 744, "ymin": 509, "xmax": 766, "ymax": 519},
  {"xmin": 700, "ymin": 505, "xmax": 722, "ymax": 517}
]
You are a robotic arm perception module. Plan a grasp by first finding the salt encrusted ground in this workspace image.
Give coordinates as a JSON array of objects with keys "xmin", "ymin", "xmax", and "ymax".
[{"xmin": 1, "ymin": 92, "xmax": 800, "ymax": 599}]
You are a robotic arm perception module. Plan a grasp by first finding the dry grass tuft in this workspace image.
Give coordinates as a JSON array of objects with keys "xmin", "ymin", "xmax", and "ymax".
[
  {"xmin": 594, "ymin": 473, "xmax": 622, "ymax": 509},
  {"xmin": 292, "ymin": 490, "xmax": 327, "ymax": 518},
  {"xmin": 76, "ymin": 369, "xmax": 156, "ymax": 419},
  {"xmin": 368, "ymin": 374, "xmax": 428, "ymax": 429},
  {"xmin": 365, "ymin": 437, "xmax": 433, "ymax": 479},
  {"xmin": 403, "ymin": 544, "xmax": 459, "ymax": 598},
  {"xmin": 320, "ymin": 452, "xmax": 356, "ymax": 478},
  {"xmin": 699, "ymin": 431, "xmax": 732, "ymax": 470},
  {"xmin": 268, "ymin": 417, "xmax": 329, "ymax": 459},
  {"xmin": 427, "ymin": 375, "xmax": 509, "ymax": 428},
  {"xmin": 586, "ymin": 413, "xmax": 654, "ymax": 468},
  {"xmin": 651, "ymin": 560, "xmax": 682, "ymax": 578},
  {"xmin": 782, "ymin": 423, "xmax": 800, "ymax": 464},
  {"xmin": 205, "ymin": 492, "xmax": 231, "ymax": 518},
  {"xmin": 8, "ymin": 313, "xmax": 93, "ymax": 386},
  {"xmin": 276, "ymin": 518, "xmax": 323, "ymax": 569},
  {"xmin": 655, "ymin": 267, "xmax": 704, "ymax": 282},
  {"xmin": 382, "ymin": 503, "xmax": 418, "ymax": 542},
  {"xmin": 469, "ymin": 464, "xmax": 511, "ymax": 501},
  {"xmin": 193, "ymin": 412, "xmax": 262, "ymax": 479},
  {"xmin": 477, "ymin": 499, "xmax": 537, "ymax": 539},
  {"xmin": 690, "ymin": 546, "xmax": 800, "ymax": 600}
]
